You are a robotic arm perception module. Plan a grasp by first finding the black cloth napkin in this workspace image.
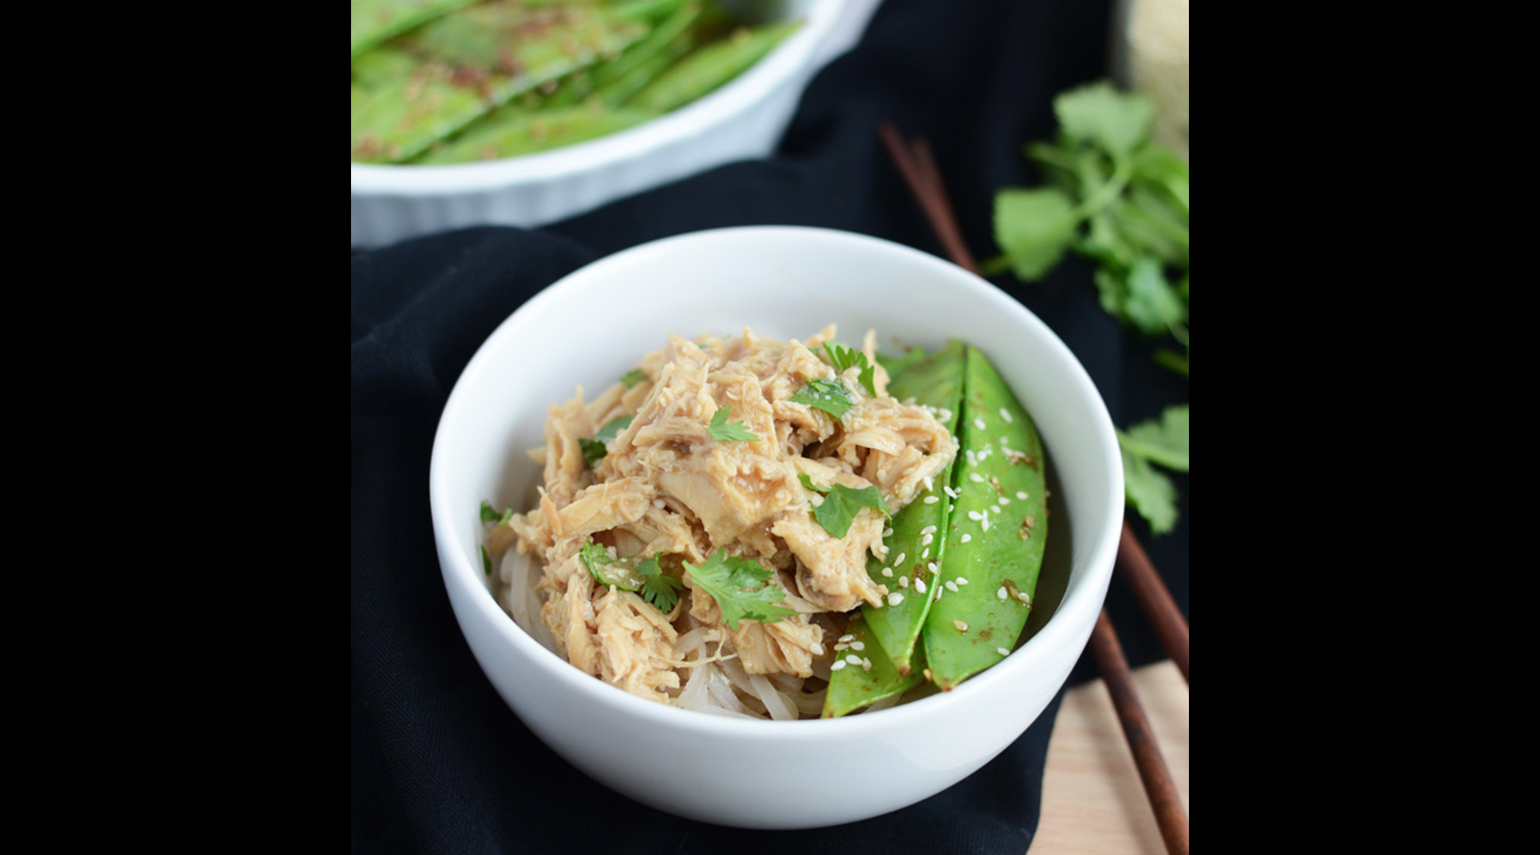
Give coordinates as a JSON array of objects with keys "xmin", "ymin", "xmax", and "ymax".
[{"xmin": 351, "ymin": 0, "xmax": 1188, "ymax": 851}]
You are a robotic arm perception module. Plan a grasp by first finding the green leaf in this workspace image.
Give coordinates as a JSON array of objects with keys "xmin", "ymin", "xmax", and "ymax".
[
  {"xmin": 790, "ymin": 379, "xmax": 854, "ymax": 418},
  {"xmin": 578, "ymin": 438, "xmax": 607, "ymax": 466},
  {"xmin": 595, "ymin": 415, "xmax": 633, "ymax": 446},
  {"xmin": 620, "ymin": 368, "xmax": 647, "ymax": 388},
  {"xmin": 1123, "ymin": 258, "xmax": 1187, "ymax": 336},
  {"xmin": 823, "ymin": 342, "xmax": 877, "ymax": 396},
  {"xmin": 1131, "ymin": 143, "xmax": 1190, "ymax": 216},
  {"xmin": 1054, "ymin": 81, "xmax": 1155, "ymax": 157},
  {"xmin": 684, "ymin": 549, "xmax": 795, "ymax": 630},
  {"xmin": 707, "ymin": 407, "xmax": 759, "ymax": 442},
  {"xmin": 499, "ymin": 506, "xmax": 514, "ymax": 525},
  {"xmin": 993, "ymin": 188, "xmax": 1079, "ymax": 281},
  {"xmin": 1122, "ymin": 448, "xmax": 1179, "ymax": 534},
  {"xmin": 639, "ymin": 560, "xmax": 684, "ymax": 613},
  {"xmin": 798, "ymin": 472, "xmax": 821, "ymax": 492},
  {"xmin": 1118, "ymin": 406, "xmax": 1189, "ymax": 472},
  {"xmin": 1154, "ymin": 348, "xmax": 1189, "ymax": 376},
  {"xmin": 480, "ymin": 500, "xmax": 499, "ymax": 522},
  {"xmin": 580, "ymin": 541, "xmax": 646, "ymax": 590},
  {"xmin": 481, "ymin": 545, "xmax": 493, "ymax": 576},
  {"xmin": 813, "ymin": 483, "xmax": 890, "ymax": 540}
]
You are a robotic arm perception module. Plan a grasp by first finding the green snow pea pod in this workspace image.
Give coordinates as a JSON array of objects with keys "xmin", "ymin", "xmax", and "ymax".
[
  {"xmin": 923, "ymin": 346, "xmax": 1048, "ymax": 690},
  {"xmin": 822, "ymin": 341, "xmax": 963, "ymax": 716},
  {"xmin": 544, "ymin": 0, "xmax": 701, "ymax": 109},
  {"xmin": 351, "ymin": 3, "xmax": 645, "ymax": 163},
  {"xmin": 821, "ymin": 614, "xmax": 923, "ymax": 718},
  {"xmin": 416, "ymin": 105, "xmax": 658, "ymax": 163},
  {"xmin": 350, "ymin": 0, "xmax": 482, "ymax": 59},
  {"xmin": 629, "ymin": 19, "xmax": 801, "ymax": 113}
]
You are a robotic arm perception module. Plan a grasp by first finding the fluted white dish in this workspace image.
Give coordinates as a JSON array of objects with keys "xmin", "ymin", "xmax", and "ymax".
[
  {"xmin": 428, "ymin": 226, "xmax": 1124, "ymax": 828},
  {"xmin": 353, "ymin": 0, "xmax": 854, "ymax": 247}
]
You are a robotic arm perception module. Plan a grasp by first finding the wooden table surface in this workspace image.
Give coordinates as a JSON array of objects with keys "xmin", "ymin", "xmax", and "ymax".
[{"xmin": 1033, "ymin": 661, "xmax": 1190, "ymax": 853}]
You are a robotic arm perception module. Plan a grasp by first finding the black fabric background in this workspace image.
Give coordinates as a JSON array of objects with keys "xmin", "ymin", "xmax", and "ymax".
[{"xmin": 351, "ymin": 0, "xmax": 1189, "ymax": 851}]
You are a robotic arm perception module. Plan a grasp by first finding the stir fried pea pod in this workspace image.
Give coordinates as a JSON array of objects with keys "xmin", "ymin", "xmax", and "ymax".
[
  {"xmin": 629, "ymin": 19, "xmax": 801, "ymax": 112},
  {"xmin": 923, "ymin": 346, "xmax": 1048, "ymax": 690},
  {"xmin": 821, "ymin": 613, "xmax": 923, "ymax": 718},
  {"xmin": 417, "ymin": 106, "xmax": 658, "ymax": 163},
  {"xmin": 350, "ymin": 0, "xmax": 482, "ymax": 59},
  {"xmin": 861, "ymin": 340, "xmax": 965, "ymax": 673},
  {"xmin": 351, "ymin": 3, "xmax": 646, "ymax": 163},
  {"xmin": 542, "ymin": 0, "xmax": 701, "ymax": 110}
]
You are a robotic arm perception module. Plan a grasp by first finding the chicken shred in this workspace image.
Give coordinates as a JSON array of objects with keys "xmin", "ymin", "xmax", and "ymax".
[{"xmin": 497, "ymin": 326, "xmax": 958, "ymax": 711}]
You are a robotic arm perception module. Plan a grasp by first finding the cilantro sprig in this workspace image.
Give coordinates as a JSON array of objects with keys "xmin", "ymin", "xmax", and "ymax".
[
  {"xmin": 823, "ymin": 342, "xmax": 877, "ymax": 396},
  {"xmin": 580, "ymin": 542, "xmax": 684, "ymax": 613},
  {"xmin": 989, "ymin": 81, "xmax": 1189, "ymax": 373},
  {"xmin": 790, "ymin": 378, "xmax": 854, "ymax": 418},
  {"xmin": 579, "ymin": 415, "xmax": 635, "ymax": 466},
  {"xmin": 706, "ymin": 407, "xmax": 758, "ymax": 443},
  {"xmin": 480, "ymin": 500, "xmax": 513, "ymax": 525},
  {"xmin": 799, "ymin": 473, "xmax": 890, "ymax": 539},
  {"xmin": 683, "ymin": 549, "xmax": 795, "ymax": 630},
  {"xmin": 1117, "ymin": 405, "xmax": 1188, "ymax": 535},
  {"xmin": 619, "ymin": 369, "xmax": 647, "ymax": 389}
]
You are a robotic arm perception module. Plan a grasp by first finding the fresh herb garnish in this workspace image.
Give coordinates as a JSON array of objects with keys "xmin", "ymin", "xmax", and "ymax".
[
  {"xmin": 580, "ymin": 542, "xmax": 685, "ymax": 612},
  {"xmin": 790, "ymin": 378, "xmax": 854, "ymax": 418},
  {"xmin": 637, "ymin": 555, "xmax": 684, "ymax": 613},
  {"xmin": 480, "ymin": 500, "xmax": 513, "ymax": 524},
  {"xmin": 620, "ymin": 368, "xmax": 647, "ymax": 389},
  {"xmin": 798, "ymin": 475, "xmax": 890, "ymax": 539},
  {"xmin": 580, "ymin": 415, "xmax": 636, "ymax": 466},
  {"xmin": 989, "ymin": 81, "xmax": 1188, "ymax": 373},
  {"xmin": 823, "ymin": 342, "xmax": 877, "ymax": 396},
  {"xmin": 1117, "ymin": 405, "xmax": 1188, "ymax": 534},
  {"xmin": 480, "ymin": 545, "xmax": 493, "ymax": 576},
  {"xmin": 706, "ymin": 407, "xmax": 758, "ymax": 442},
  {"xmin": 684, "ymin": 549, "xmax": 795, "ymax": 630},
  {"xmin": 578, "ymin": 438, "xmax": 607, "ymax": 466}
]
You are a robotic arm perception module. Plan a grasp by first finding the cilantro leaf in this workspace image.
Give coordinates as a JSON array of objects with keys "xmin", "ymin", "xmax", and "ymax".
[
  {"xmin": 800, "ymin": 476, "xmax": 889, "ymax": 539},
  {"xmin": 683, "ymin": 549, "xmax": 795, "ymax": 630},
  {"xmin": 707, "ymin": 407, "xmax": 759, "ymax": 442},
  {"xmin": 993, "ymin": 188, "xmax": 1078, "ymax": 281},
  {"xmin": 1154, "ymin": 348, "xmax": 1189, "ymax": 376},
  {"xmin": 499, "ymin": 506, "xmax": 514, "ymax": 525},
  {"xmin": 578, "ymin": 438, "xmax": 607, "ymax": 466},
  {"xmin": 1118, "ymin": 405, "xmax": 1189, "ymax": 472},
  {"xmin": 790, "ymin": 378, "xmax": 854, "ymax": 418},
  {"xmin": 1054, "ymin": 81, "xmax": 1155, "ymax": 157},
  {"xmin": 1122, "ymin": 447, "xmax": 1178, "ymax": 535},
  {"xmin": 582, "ymin": 545, "xmax": 684, "ymax": 613},
  {"xmin": 638, "ymin": 556, "xmax": 684, "ymax": 613},
  {"xmin": 620, "ymin": 368, "xmax": 647, "ymax": 389},
  {"xmin": 823, "ymin": 342, "xmax": 877, "ymax": 396},
  {"xmin": 480, "ymin": 545, "xmax": 493, "ymax": 576},
  {"xmin": 1122, "ymin": 258, "xmax": 1187, "ymax": 336},
  {"xmin": 595, "ymin": 415, "xmax": 633, "ymax": 445},
  {"xmin": 479, "ymin": 500, "xmax": 499, "ymax": 522}
]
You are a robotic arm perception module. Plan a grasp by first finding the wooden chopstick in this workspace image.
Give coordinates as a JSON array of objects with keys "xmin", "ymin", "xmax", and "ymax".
[
  {"xmin": 877, "ymin": 122, "xmax": 1189, "ymax": 854},
  {"xmin": 1089, "ymin": 610, "xmax": 1190, "ymax": 855}
]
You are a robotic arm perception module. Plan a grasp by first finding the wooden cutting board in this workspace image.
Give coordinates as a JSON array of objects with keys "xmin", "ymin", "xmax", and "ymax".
[{"xmin": 1032, "ymin": 661, "xmax": 1190, "ymax": 853}]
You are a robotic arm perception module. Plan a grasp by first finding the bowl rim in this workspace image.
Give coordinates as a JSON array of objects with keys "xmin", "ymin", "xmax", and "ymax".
[
  {"xmin": 428, "ymin": 225, "xmax": 1125, "ymax": 737},
  {"xmin": 352, "ymin": 0, "xmax": 849, "ymax": 196}
]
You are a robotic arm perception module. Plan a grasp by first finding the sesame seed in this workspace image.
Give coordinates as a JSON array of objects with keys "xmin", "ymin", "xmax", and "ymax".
[
  {"xmin": 961, "ymin": 533, "xmax": 972, "ymax": 543},
  {"xmin": 831, "ymin": 660, "xmax": 848, "ymax": 671},
  {"xmin": 881, "ymin": 567, "xmax": 893, "ymax": 577},
  {"xmin": 944, "ymin": 486, "xmax": 959, "ymax": 499},
  {"xmin": 999, "ymin": 408, "xmax": 1013, "ymax": 423},
  {"xmin": 945, "ymin": 581, "xmax": 958, "ymax": 592},
  {"xmin": 839, "ymin": 634, "xmax": 854, "ymax": 643},
  {"xmin": 968, "ymin": 511, "xmax": 983, "ymax": 522},
  {"xmin": 924, "ymin": 496, "xmax": 939, "ymax": 504},
  {"xmin": 893, "ymin": 553, "xmax": 906, "ymax": 566},
  {"xmin": 883, "ymin": 527, "xmax": 894, "ymax": 537},
  {"xmin": 935, "ymin": 589, "xmax": 943, "ymax": 600},
  {"xmin": 953, "ymin": 620, "xmax": 969, "ymax": 632},
  {"xmin": 973, "ymin": 417, "xmax": 986, "ymax": 430},
  {"xmin": 834, "ymin": 643, "xmax": 848, "ymax": 651},
  {"xmin": 810, "ymin": 642, "xmax": 825, "ymax": 655},
  {"xmin": 861, "ymin": 658, "xmax": 872, "ymax": 672},
  {"xmin": 922, "ymin": 533, "xmax": 934, "ymax": 546},
  {"xmin": 850, "ymin": 641, "xmax": 865, "ymax": 651},
  {"xmin": 1016, "ymin": 491, "xmax": 1028, "ymax": 500},
  {"xmin": 847, "ymin": 654, "xmax": 863, "ymax": 664},
  {"xmin": 997, "ymin": 647, "xmax": 1011, "ymax": 656},
  {"xmin": 981, "ymin": 516, "xmax": 990, "ymax": 532},
  {"xmin": 998, "ymin": 497, "xmax": 1010, "ymax": 505},
  {"xmin": 923, "ymin": 475, "xmax": 934, "ymax": 491},
  {"xmin": 1016, "ymin": 592, "xmax": 1031, "ymax": 603},
  {"xmin": 1025, "ymin": 515, "xmax": 1037, "ymax": 528},
  {"xmin": 923, "ymin": 668, "xmax": 933, "ymax": 681},
  {"xmin": 965, "ymin": 450, "xmax": 977, "ymax": 466},
  {"xmin": 996, "ymin": 586, "xmax": 1008, "ymax": 600},
  {"xmin": 888, "ymin": 592, "xmax": 904, "ymax": 606},
  {"xmin": 921, "ymin": 547, "xmax": 930, "ymax": 559},
  {"xmin": 928, "ymin": 562, "xmax": 937, "ymax": 573},
  {"xmin": 653, "ymin": 499, "xmax": 666, "ymax": 509},
  {"xmin": 915, "ymin": 579, "xmax": 928, "ymax": 594},
  {"xmin": 920, "ymin": 525, "xmax": 937, "ymax": 535},
  {"xmin": 956, "ymin": 577, "xmax": 969, "ymax": 585},
  {"xmin": 991, "ymin": 506, "xmax": 1002, "ymax": 514},
  {"xmin": 899, "ymin": 576, "xmax": 909, "ymax": 588},
  {"xmin": 969, "ymin": 473, "xmax": 984, "ymax": 483}
]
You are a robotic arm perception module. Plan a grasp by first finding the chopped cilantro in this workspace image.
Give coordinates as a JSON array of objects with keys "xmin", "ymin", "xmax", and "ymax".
[
  {"xmin": 798, "ymin": 475, "xmax": 889, "ymax": 539},
  {"xmin": 1117, "ymin": 405, "xmax": 1188, "ymax": 534},
  {"xmin": 790, "ymin": 378, "xmax": 853, "ymax": 418},
  {"xmin": 620, "ymin": 368, "xmax": 647, "ymax": 389},
  {"xmin": 595, "ymin": 415, "xmax": 633, "ymax": 445},
  {"xmin": 580, "ymin": 543, "xmax": 684, "ymax": 613},
  {"xmin": 578, "ymin": 438, "xmax": 607, "ymax": 466},
  {"xmin": 479, "ymin": 500, "xmax": 498, "ymax": 522},
  {"xmin": 480, "ymin": 545, "xmax": 493, "ymax": 576},
  {"xmin": 683, "ymin": 549, "xmax": 795, "ymax": 630},
  {"xmin": 706, "ymin": 407, "xmax": 758, "ymax": 442},
  {"xmin": 637, "ymin": 555, "xmax": 684, "ymax": 613},
  {"xmin": 823, "ymin": 342, "xmax": 877, "ymax": 396},
  {"xmin": 499, "ymin": 506, "xmax": 514, "ymax": 525}
]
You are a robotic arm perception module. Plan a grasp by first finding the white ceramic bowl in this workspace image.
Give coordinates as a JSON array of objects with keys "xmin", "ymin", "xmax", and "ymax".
[
  {"xmin": 352, "ymin": 0, "xmax": 851, "ymax": 247},
  {"xmin": 428, "ymin": 226, "xmax": 1124, "ymax": 828}
]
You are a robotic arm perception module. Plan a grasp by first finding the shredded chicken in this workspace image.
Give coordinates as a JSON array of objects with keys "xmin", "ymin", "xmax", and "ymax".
[{"xmin": 493, "ymin": 326, "xmax": 958, "ymax": 712}]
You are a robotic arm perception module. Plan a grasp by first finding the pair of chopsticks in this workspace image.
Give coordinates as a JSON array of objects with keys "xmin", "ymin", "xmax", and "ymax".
[{"xmin": 878, "ymin": 123, "xmax": 1190, "ymax": 855}]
